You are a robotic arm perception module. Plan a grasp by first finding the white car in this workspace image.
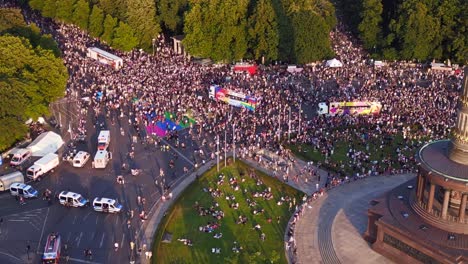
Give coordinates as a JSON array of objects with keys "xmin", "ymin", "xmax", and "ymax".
[
  {"xmin": 58, "ymin": 191, "xmax": 89, "ymax": 207},
  {"xmin": 73, "ymin": 151, "xmax": 90, "ymax": 168},
  {"xmin": 10, "ymin": 183, "xmax": 38, "ymax": 198}
]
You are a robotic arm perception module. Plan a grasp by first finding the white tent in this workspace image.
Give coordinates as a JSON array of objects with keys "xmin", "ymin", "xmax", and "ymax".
[
  {"xmin": 326, "ymin": 58, "xmax": 343, "ymax": 68},
  {"xmin": 27, "ymin": 131, "xmax": 64, "ymax": 157}
]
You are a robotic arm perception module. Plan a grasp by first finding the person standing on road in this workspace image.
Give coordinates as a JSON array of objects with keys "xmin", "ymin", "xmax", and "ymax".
[{"xmin": 114, "ymin": 242, "xmax": 119, "ymax": 251}]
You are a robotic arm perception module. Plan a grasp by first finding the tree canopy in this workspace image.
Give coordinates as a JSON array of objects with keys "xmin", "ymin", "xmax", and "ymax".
[
  {"xmin": 0, "ymin": 10, "xmax": 68, "ymax": 151},
  {"xmin": 183, "ymin": 0, "xmax": 336, "ymax": 63},
  {"xmin": 339, "ymin": 0, "xmax": 467, "ymax": 62}
]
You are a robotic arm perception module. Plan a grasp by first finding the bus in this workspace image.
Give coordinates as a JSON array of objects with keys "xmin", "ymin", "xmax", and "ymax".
[
  {"xmin": 87, "ymin": 47, "xmax": 123, "ymax": 70},
  {"xmin": 328, "ymin": 101, "xmax": 382, "ymax": 116},
  {"xmin": 209, "ymin": 85, "xmax": 259, "ymax": 111},
  {"xmin": 42, "ymin": 233, "xmax": 61, "ymax": 264}
]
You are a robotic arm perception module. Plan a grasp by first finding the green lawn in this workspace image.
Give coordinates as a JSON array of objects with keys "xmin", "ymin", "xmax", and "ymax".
[
  {"xmin": 153, "ymin": 161, "xmax": 304, "ymax": 264},
  {"xmin": 288, "ymin": 133, "xmax": 419, "ymax": 175}
]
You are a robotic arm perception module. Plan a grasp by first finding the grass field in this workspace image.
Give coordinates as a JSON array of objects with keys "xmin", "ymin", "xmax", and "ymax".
[
  {"xmin": 288, "ymin": 133, "xmax": 418, "ymax": 175},
  {"xmin": 153, "ymin": 161, "xmax": 304, "ymax": 264}
]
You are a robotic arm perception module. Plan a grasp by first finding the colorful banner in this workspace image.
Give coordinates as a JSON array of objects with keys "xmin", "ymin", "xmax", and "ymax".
[
  {"xmin": 209, "ymin": 85, "xmax": 258, "ymax": 111},
  {"xmin": 328, "ymin": 102, "xmax": 382, "ymax": 116}
]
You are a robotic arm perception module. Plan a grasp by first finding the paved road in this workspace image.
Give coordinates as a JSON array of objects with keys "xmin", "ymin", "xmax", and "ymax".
[
  {"xmin": 295, "ymin": 173, "xmax": 415, "ymax": 264},
  {"xmin": 0, "ymin": 103, "xmax": 223, "ymax": 263}
]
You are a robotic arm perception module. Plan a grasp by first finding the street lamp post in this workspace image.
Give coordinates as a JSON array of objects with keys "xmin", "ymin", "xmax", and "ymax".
[
  {"xmin": 232, "ymin": 123, "xmax": 236, "ymax": 162},
  {"xmin": 217, "ymin": 135, "xmax": 220, "ymax": 172},
  {"xmin": 288, "ymin": 106, "xmax": 291, "ymax": 143},
  {"xmin": 298, "ymin": 102, "xmax": 302, "ymax": 136},
  {"xmin": 224, "ymin": 128, "xmax": 227, "ymax": 167},
  {"xmin": 152, "ymin": 38, "xmax": 156, "ymax": 56}
]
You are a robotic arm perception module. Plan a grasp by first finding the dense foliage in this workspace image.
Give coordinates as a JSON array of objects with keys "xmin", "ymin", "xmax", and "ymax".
[
  {"xmin": 27, "ymin": 0, "xmax": 336, "ymax": 63},
  {"xmin": 338, "ymin": 0, "xmax": 467, "ymax": 62},
  {"xmin": 0, "ymin": 8, "xmax": 67, "ymax": 151},
  {"xmin": 183, "ymin": 0, "xmax": 336, "ymax": 63}
]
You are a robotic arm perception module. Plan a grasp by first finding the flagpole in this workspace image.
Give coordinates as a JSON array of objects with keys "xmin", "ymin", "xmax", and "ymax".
[
  {"xmin": 224, "ymin": 127, "xmax": 227, "ymax": 167},
  {"xmin": 232, "ymin": 123, "xmax": 236, "ymax": 162},
  {"xmin": 217, "ymin": 135, "xmax": 220, "ymax": 172},
  {"xmin": 288, "ymin": 106, "xmax": 291, "ymax": 143}
]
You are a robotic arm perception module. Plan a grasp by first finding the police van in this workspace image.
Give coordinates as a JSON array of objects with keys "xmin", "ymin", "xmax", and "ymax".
[
  {"xmin": 9, "ymin": 183, "xmax": 38, "ymax": 198},
  {"xmin": 92, "ymin": 197, "xmax": 123, "ymax": 213},
  {"xmin": 58, "ymin": 191, "xmax": 89, "ymax": 207}
]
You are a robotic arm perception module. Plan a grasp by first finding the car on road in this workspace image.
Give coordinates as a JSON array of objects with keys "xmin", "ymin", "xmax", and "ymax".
[
  {"xmin": 9, "ymin": 183, "xmax": 38, "ymax": 198},
  {"xmin": 58, "ymin": 191, "xmax": 89, "ymax": 207},
  {"xmin": 72, "ymin": 151, "xmax": 90, "ymax": 168},
  {"xmin": 9, "ymin": 148, "xmax": 32, "ymax": 167},
  {"xmin": 92, "ymin": 197, "xmax": 123, "ymax": 213}
]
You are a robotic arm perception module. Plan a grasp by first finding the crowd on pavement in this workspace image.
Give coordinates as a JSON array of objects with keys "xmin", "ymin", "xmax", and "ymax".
[{"xmin": 3, "ymin": 1, "xmax": 465, "ymax": 262}]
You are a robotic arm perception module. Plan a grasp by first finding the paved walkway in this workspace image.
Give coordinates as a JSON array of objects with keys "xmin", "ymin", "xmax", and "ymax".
[{"xmin": 294, "ymin": 173, "xmax": 415, "ymax": 264}]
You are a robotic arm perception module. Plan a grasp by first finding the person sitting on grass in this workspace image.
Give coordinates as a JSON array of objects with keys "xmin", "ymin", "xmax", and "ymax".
[
  {"xmin": 213, "ymin": 233, "xmax": 223, "ymax": 239},
  {"xmin": 230, "ymin": 202, "xmax": 239, "ymax": 210},
  {"xmin": 177, "ymin": 238, "xmax": 193, "ymax": 246},
  {"xmin": 260, "ymin": 233, "xmax": 266, "ymax": 241},
  {"xmin": 253, "ymin": 224, "xmax": 261, "ymax": 231}
]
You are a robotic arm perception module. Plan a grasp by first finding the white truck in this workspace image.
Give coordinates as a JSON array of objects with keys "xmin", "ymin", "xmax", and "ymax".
[
  {"xmin": 26, "ymin": 153, "xmax": 59, "ymax": 181},
  {"xmin": 93, "ymin": 150, "xmax": 112, "ymax": 169},
  {"xmin": 0, "ymin": 171, "xmax": 24, "ymax": 191}
]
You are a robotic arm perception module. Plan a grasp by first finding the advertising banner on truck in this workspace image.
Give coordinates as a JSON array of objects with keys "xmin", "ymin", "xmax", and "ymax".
[{"xmin": 328, "ymin": 101, "xmax": 382, "ymax": 116}]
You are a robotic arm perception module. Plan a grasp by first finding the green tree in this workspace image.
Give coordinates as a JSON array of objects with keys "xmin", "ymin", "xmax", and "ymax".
[
  {"xmin": 292, "ymin": 11, "xmax": 334, "ymax": 63},
  {"xmin": 157, "ymin": 0, "xmax": 188, "ymax": 34},
  {"xmin": 28, "ymin": 0, "xmax": 45, "ymax": 11},
  {"xmin": 72, "ymin": 0, "xmax": 90, "ymax": 30},
  {"xmin": 112, "ymin": 21, "xmax": 138, "ymax": 51},
  {"xmin": 126, "ymin": 0, "xmax": 161, "ymax": 50},
  {"xmin": 0, "ymin": 8, "xmax": 26, "ymax": 32},
  {"xmin": 249, "ymin": 0, "xmax": 279, "ymax": 62},
  {"xmin": 183, "ymin": 1, "xmax": 207, "ymax": 57},
  {"xmin": 0, "ymin": 35, "xmax": 67, "ymax": 150},
  {"xmin": 358, "ymin": 0, "xmax": 383, "ymax": 51},
  {"xmin": 397, "ymin": 2, "xmax": 440, "ymax": 60},
  {"xmin": 56, "ymin": 0, "xmax": 76, "ymax": 23},
  {"xmin": 42, "ymin": 0, "xmax": 58, "ymax": 18},
  {"xmin": 88, "ymin": 5, "xmax": 104, "ymax": 37},
  {"xmin": 101, "ymin": 14, "xmax": 117, "ymax": 44},
  {"xmin": 98, "ymin": 0, "xmax": 127, "ymax": 22}
]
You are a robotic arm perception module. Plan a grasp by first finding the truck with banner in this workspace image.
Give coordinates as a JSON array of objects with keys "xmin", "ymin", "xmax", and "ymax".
[
  {"xmin": 209, "ymin": 85, "xmax": 259, "ymax": 111},
  {"xmin": 319, "ymin": 101, "xmax": 382, "ymax": 116}
]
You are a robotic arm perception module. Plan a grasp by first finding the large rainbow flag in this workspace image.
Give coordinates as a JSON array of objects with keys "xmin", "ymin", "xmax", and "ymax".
[{"xmin": 146, "ymin": 111, "xmax": 196, "ymax": 137}]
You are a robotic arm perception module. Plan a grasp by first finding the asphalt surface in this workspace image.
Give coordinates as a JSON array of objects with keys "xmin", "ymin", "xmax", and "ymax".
[{"xmin": 0, "ymin": 102, "xmax": 222, "ymax": 264}]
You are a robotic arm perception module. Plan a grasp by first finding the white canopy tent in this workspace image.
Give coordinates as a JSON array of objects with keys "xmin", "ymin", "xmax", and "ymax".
[
  {"xmin": 27, "ymin": 131, "xmax": 64, "ymax": 157},
  {"xmin": 326, "ymin": 58, "xmax": 343, "ymax": 68}
]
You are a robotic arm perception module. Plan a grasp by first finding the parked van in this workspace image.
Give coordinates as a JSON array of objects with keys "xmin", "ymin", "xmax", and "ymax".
[
  {"xmin": 10, "ymin": 148, "xmax": 32, "ymax": 167},
  {"xmin": 93, "ymin": 150, "xmax": 112, "ymax": 169},
  {"xmin": 10, "ymin": 183, "xmax": 38, "ymax": 198},
  {"xmin": 72, "ymin": 151, "xmax": 90, "ymax": 168},
  {"xmin": 97, "ymin": 130, "xmax": 110, "ymax": 151},
  {"xmin": 0, "ymin": 171, "xmax": 24, "ymax": 191},
  {"xmin": 26, "ymin": 153, "xmax": 59, "ymax": 181},
  {"xmin": 58, "ymin": 191, "xmax": 88, "ymax": 207},
  {"xmin": 92, "ymin": 197, "xmax": 123, "ymax": 213}
]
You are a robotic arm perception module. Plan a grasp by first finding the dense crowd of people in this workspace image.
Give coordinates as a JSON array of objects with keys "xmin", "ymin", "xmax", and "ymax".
[{"xmin": 10, "ymin": 2, "xmax": 463, "ymax": 180}]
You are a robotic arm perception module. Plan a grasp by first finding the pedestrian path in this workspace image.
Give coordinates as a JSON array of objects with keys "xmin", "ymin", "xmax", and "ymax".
[{"xmin": 294, "ymin": 173, "xmax": 414, "ymax": 264}]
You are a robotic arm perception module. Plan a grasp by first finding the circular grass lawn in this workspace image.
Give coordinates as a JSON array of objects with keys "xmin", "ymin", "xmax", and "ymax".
[{"xmin": 153, "ymin": 161, "xmax": 305, "ymax": 264}]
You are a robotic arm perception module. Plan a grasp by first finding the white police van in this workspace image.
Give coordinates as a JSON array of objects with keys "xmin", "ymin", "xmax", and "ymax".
[
  {"xmin": 10, "ymin": 183, "xmax": 38, "ymax": 198},
  {"xmin": 58, "ymin": 191, "xmax": 89, "ymax": 207},
  {"xmin": 92, "ymin": 197, "xmax": 123, "ymax": 213}
]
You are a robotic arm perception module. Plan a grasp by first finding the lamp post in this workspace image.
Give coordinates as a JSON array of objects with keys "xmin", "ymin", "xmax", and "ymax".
[
  {"xmin": 298, "ymin": 102, "xmax": 302, "ymax": 137},
  {"xmin": 152, "ymin": 38, "xmax": 156, "ymax": 55},
  {"xmin": 232, "ymin": 123, "xmax": 236, "ymax": 162},
  {"xmin": 224, "ymin": 128, "xmax": 227, "ymax": 167},
  {"xmin": 288, "ymin": 106, "xmax": 291, "ymax": 143},
  {"xmin": 217, "ymin": 135, "xmax": 220, "ymax": 172}
]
